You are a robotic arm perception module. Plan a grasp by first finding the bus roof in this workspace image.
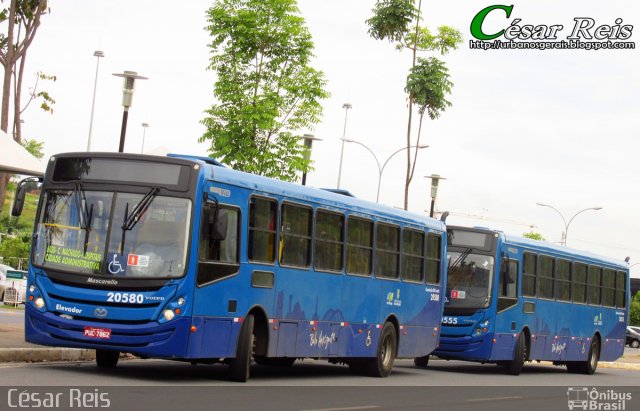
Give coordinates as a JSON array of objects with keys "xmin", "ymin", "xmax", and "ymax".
[
  {"xmin": 172, "ymin": 153, "xmax": 445, "ymax": 232},
  {"xmin": 449, "ymin": 225, "xmax": 628, "ymax": 270}
]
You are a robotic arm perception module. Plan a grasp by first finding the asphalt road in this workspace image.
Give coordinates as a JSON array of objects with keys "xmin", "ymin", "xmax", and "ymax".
[
  {"xmin": 1, "ymin": 358, "xmax": 639, "ymax": 411},
  {"xmin": 2, "ymin": 308, "xmax": 639, "ymax": 410}
]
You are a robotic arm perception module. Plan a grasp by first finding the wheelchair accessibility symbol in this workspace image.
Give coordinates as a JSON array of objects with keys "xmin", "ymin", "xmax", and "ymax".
[{"xmin": 108, "ymin": 254, "xmax": 125, "ymax": 274}]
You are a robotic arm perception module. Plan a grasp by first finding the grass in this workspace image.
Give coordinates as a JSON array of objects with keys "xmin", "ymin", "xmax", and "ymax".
[{"xmin": 1, "ymin": 190, "xmax": 40, "ymax": 234}]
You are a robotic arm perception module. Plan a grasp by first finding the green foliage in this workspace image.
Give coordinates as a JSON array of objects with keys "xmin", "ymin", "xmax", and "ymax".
[
  {"xmin": 630, "ymin": 292, "xmax": 640, "ymax": 326},
  {"xmin": 200, "ymin": 0, "xmax": 330, "ymax": 181},
  {"xmin": 404, "ymin": 25, "xmax": 463, "ymax": 54},
  {"xmin": 366, "ymin": 0, "xmax": 418, "ymax": 43},
  {"xmin": 0, "ymin": 235, "xmax": 30, "ymax": 261},
  {"xmin": 1, "ymin": 190, "xmax": 38, "ymax": 235},
  {"xmin": 406, "ymin": 57, "xmax": 453, "ymax": 120},
  {"xmin": 366, "ymin": 0, "xmax": 462, "ymax": 209},
  {"xmin": 21, "ymin": 138, "xmax": 44, "ymax": 159},
  {"xmin": 33, "ymin": 71, "xmax": 57, "ymax": 113},
  {"xmin": 523, "ymin": 231, "xmax": 546, "ymax": 241}
]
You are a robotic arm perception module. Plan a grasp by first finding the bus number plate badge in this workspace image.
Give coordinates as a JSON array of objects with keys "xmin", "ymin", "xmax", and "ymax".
[{"xmin": 84, "ymin": 326, "xmax": 112, "ymax": 339}]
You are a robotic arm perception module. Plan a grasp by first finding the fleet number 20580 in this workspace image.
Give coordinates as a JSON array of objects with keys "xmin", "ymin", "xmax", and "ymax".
[{"xmin": 107, "ymin": 292, "xmax": 144, "ymax": 304}]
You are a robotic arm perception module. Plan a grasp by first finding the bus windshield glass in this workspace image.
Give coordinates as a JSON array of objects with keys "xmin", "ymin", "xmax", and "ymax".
[
  {"xmin": 33, "ymin": 190, "xmax": 191, "ymax": 278},
  {"xmin": 446, "ymin": 251, "xmax": 494, "ymax": 309}
]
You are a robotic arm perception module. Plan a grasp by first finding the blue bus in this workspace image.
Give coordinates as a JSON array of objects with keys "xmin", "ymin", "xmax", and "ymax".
[
  {"xmin": 13, "ymin": 152, "xmax": 447, "ymax": 381},
  {"xmin": 432, "ymin": 225, "xmax": 628, "ymax": 375}
]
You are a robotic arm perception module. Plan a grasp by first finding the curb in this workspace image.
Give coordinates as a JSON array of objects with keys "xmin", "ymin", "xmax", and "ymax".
[
  {"xmin": 0, "ymin": 348, "xmax": 95, "ymax": 363},
  {"xmin": 599, "ymin": 361, "xmax": 640, "ymax": 370}
]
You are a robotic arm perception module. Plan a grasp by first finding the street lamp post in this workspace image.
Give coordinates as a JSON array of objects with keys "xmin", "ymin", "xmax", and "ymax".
[
  {"xmin": 87, "ymin": 50, "xmax": 104, "ymax": 151},
  {"xmin": 536, "ymin": 202, "xmax": 603, "ymax": 245},
  {"xmin": 113, "ymin": 71, "xmax": 148, "ymax": 153},
  {"xmin": 342, "ymin": 138, "xmax": 428, "ymax": 202},
  {"xmin": 298, "ymin": 134, "xmax": 322, "ymax": 186},
  {"xmin": 425, "ymin": 174, "xmax": 446, "ymax": 218},
  {"xmin": 336, "ymin": 103, "xmax": 352, "ymax": 189},
  {"xmin": 141, "ymin": 123, "xmax": 149, "ymax": 153}
]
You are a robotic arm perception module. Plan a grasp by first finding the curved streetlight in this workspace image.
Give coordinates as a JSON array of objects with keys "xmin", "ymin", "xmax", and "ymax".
[
  {"xmin": 141, "ymin": 123, "xmax": 149, "ymax": 153},
  {"xmin": 536, "ymin": 202, "xmax": 602, "ymax": 246},
  {"xmin": 336, "ymin": 103, "xmax": 352, "ymax": 189},
  {"xmin": 87, "ymin": 50, "xmax": 104, "ymax": 151},
  {"xmin": 343, "ymin": 138, "xmax": 428, "ymax": 202}
]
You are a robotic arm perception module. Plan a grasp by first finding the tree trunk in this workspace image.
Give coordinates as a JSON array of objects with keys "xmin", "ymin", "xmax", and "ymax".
[{"xmin": 403, "ymin": 0, "xmax": 422, "ymax": 211}]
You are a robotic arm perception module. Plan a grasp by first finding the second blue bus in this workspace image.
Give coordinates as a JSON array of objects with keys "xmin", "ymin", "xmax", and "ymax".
[{"xmin": 431, "ymin": 225, "xmax": 628, "ymax": 375}]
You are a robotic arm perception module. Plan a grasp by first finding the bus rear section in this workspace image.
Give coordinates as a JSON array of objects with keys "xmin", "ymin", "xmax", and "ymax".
[{"xmin": 434, "ymin": 226, "xmax": 629, "ymax": 375}]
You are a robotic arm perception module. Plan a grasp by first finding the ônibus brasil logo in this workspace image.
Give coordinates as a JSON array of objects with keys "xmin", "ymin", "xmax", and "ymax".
[{"xmin": 469, "ymin": 4, "xmax": 635, "ymax": 51}]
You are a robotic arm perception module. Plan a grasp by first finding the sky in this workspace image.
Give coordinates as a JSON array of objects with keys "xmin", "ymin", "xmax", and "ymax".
[{"xmin": 15, "ymin": 1, "xmax": 640, "ymax": 276}]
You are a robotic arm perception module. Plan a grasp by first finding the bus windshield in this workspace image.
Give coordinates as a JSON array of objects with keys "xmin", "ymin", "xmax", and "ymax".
[
  {"xmin": 33, "ymin": 189, "xmax": 191, "ymax": 278},
  {"xmin": 446, "ymin": 251, "xmax": 494, "ymax": 309}
]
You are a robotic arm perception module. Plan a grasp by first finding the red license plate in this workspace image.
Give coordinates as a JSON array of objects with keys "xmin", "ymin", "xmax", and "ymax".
[{"xmin": 83, "ymin": 326, "xmax": 112, "ymax": 339}]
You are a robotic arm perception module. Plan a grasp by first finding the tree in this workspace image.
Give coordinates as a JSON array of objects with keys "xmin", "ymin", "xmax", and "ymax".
[
  {"xmin": 22, "ymin": 137, "xmax": 43, "ymax": 158},
  {"xmin": 630, "ymin": 292, "xmax": 640, "ymax": 326},
  {"xmin": 0, "ymin": 233, "xmax": 30, "ymax": 262},
  {"xmin": 523, "ymin": 231, "xmax": 546, "ymax": 241},
  {"xmin": 200, "ymin": 0, "xmax": 330, "ymax": 181},
  {"xmin": 366, "ymin": 0, "xmax": 462, "ymax": 209},
  {"xmin": 0, "ymin": 0, "xmax": 49, "ymax": 213}
]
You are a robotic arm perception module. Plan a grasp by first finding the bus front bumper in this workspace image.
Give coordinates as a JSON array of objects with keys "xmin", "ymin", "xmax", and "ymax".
[{"xmin": 25, "ymin": 304, "xmax": 192, "ymax": 359}]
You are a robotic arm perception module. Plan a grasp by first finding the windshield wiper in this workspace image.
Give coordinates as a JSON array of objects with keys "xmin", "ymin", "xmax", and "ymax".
[
  {"xmin": 74, "ymin": 183, "xmax": 94, "ymax": 255},
  {"xmin": 119, "ymin": 187, "xmax": 159, "ymax": 255},
  {"xmin": 449, "ymin": 248, "xmax": 473, "ymax": 270}
]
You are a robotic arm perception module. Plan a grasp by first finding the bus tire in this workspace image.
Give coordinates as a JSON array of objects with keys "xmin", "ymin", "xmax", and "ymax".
[
  {"xmin": 504, "ymin": 333, "xmax": 526, "ymax": 375},
  {"xmin": 365, "ymin": 322, "xmax": 396, "ymax": 378},
  {"xmin": 414, "ymin": 355, "xmax": 429, "ymax": 368},
  {"xmin": 95, "ymin": 349, "xmax": 119, "ymax": 368},
  {"xmin": 574, "ymin": 337, "xmax": 600, "ymax": 375},
  {"xmin": 228, "ymin": 314, "xmax": 255, "ymax": 382}
]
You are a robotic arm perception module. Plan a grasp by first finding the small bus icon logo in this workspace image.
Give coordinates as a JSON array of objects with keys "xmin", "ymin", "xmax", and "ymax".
[{"xmin": 567, "ymin": 387, "xmax": 588, "ymax": 410}]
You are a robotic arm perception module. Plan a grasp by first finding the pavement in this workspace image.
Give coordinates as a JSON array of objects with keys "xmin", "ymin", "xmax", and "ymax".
[{"xmin": 1, "ymin": 307, "xmax": 640, "ymax": 369}]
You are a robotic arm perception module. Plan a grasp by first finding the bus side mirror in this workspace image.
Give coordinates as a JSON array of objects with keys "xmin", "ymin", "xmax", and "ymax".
[{"xmin": 11, "ymin": 180, "xmax": 29, "ymax": 217}]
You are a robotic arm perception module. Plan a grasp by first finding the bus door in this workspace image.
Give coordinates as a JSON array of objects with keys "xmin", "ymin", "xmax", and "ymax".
[{"xmin": 492, "ymin": 252, "xmax": 521, "ymax": 360}]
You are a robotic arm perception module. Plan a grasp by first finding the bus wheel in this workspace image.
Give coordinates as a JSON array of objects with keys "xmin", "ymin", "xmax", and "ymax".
[
  {"xmin": 414, "ymin": 355, "xmax": 429, "ymax": 368},
  {"xmin": 228, "ymin": 314, "xmax": 255, "ymax": 382},
  {"xmin": 573, "ymin": 337, "xmax": 600, "ymax": 375},
  {"xmin": 365, "ymin": 322, "xmax": 397, "ymax": 378},
  {"xmin": 95, "ymin": 349, "xmax": 119, "ymax": 368},
  {"xmin": 504, "ymin": 333, "xmax": 526, "ymax": 375}
]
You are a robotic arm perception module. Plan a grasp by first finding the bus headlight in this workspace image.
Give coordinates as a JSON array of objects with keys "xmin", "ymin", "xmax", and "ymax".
[
  {"xmin": 474, "ymin": 320, "xmax": 491, "ymax": 336},
  {"xmin": 163, "ymin": 309, "xmax": 175, "ymax": 321},
  {"xmin": 35, "ymin": 297, "xmax": 45, "ymax": 309},
  {"xmin": 159, "ymin": 296, "xmax": 187, "ymax": 323}
]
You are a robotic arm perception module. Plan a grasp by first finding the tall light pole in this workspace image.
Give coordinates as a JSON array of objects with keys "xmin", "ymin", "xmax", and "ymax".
[
  {"xmin": 141, "ymin": 122, "xmax": 149, "ymax": 153},
  {"xmin": 298, "ymin": 134, "xmax": 322, "ymax": 186},
  {"xmin": 113, "ymin": 70, "xmax": 148, "ymax": 153},
  {"xmin": 336, "ymin": 103, "xmax": 352, "ymax": 189},
  {"xmin": 343, "ymin": 138, "xmax": 428, "ymax": 202},
  {"xmin": 536, "ymin": 202, "xmax": 603, "ymax": 245},
  {"xmin": 425, "ymin": 174, "xmax": 446, "ymax": 218},
  {"xmin": 87, "ymin": 50, "xmax": 104, "ymax": 151}
]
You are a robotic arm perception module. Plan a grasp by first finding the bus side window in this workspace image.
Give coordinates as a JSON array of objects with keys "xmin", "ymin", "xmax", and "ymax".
[{"xmin": 197, "ymin": 204, "xmax": 239, "ymax": 285}]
